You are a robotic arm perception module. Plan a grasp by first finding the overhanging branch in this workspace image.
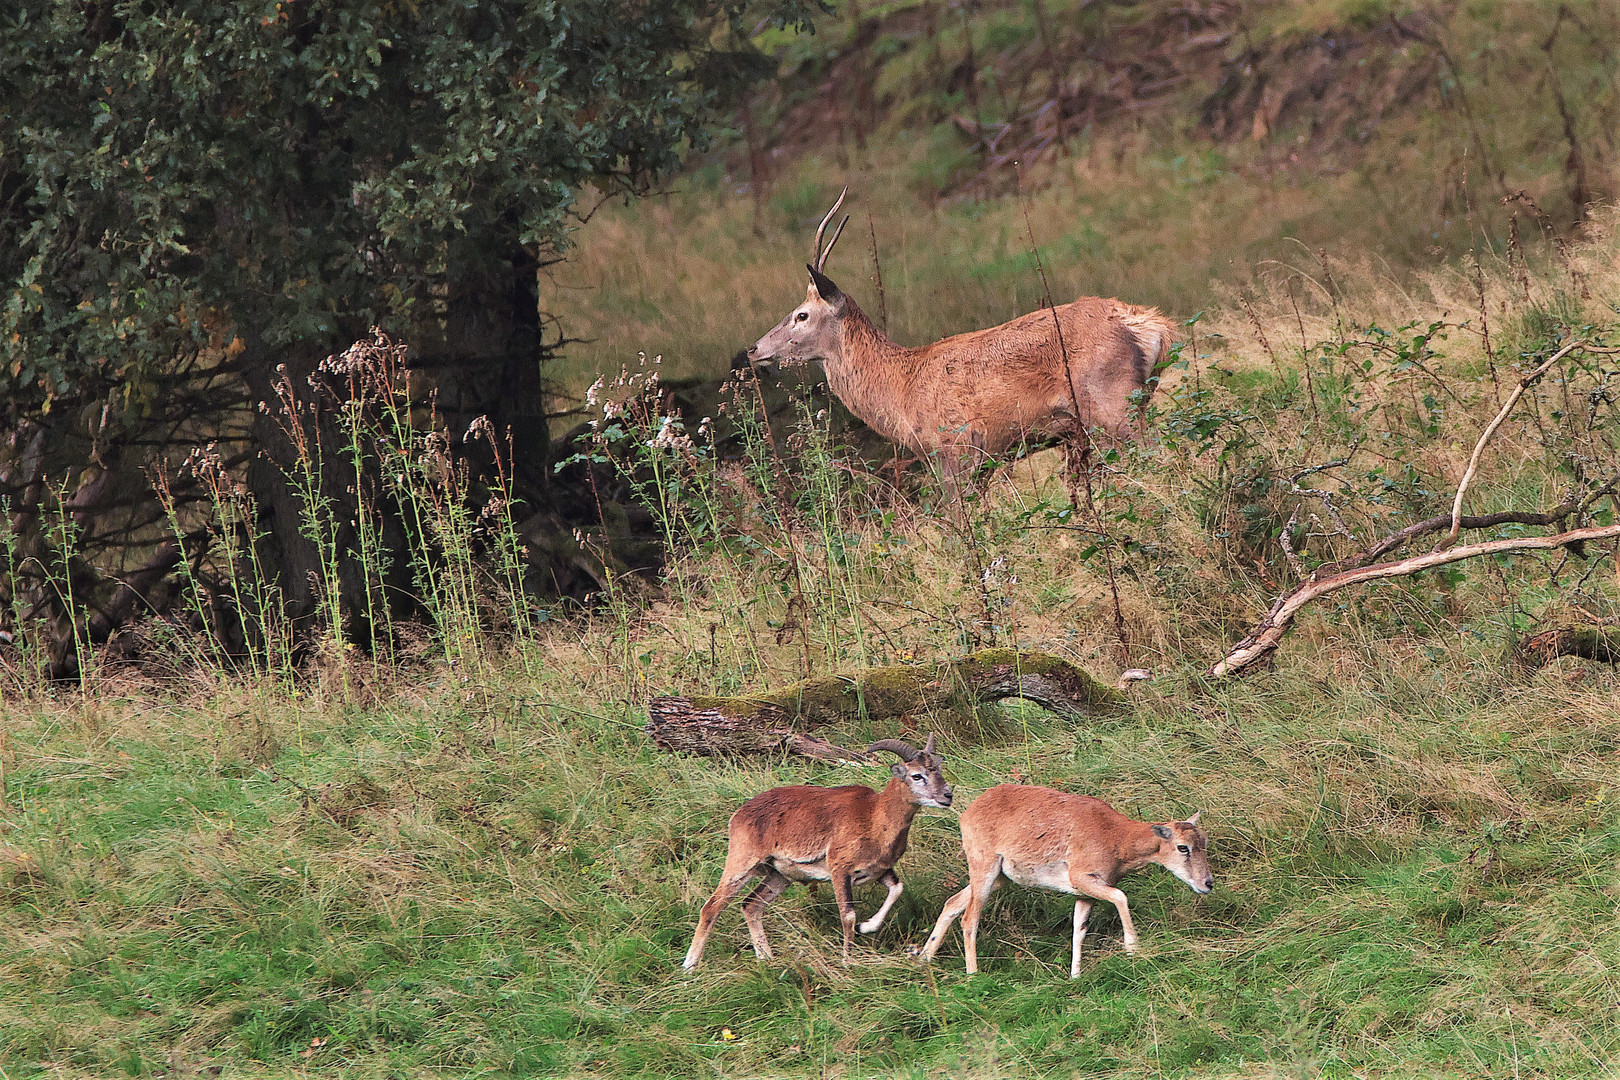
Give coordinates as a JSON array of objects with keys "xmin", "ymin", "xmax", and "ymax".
[{"xmin": 1209, "ymin": 523, "xmax": 1620, "ymax": 678}]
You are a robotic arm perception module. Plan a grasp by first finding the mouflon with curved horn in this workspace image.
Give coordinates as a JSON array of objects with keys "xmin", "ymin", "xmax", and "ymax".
[
  {"xmin": 746, "ymin": 190, "xmax": 1176, "ymax": 477},
  {"xmin": 682, "ymin": 733, "xmax": 951, "ymax": 970}
]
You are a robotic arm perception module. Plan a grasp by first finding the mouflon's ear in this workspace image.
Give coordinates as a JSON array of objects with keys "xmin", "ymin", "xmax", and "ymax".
[
  {"xmin": 807, "ymin": 265, "xmax": 844, "ymax": 304},
  {"xmin": 1151, "ymin": 824, "xmax": 1172, "ymax": 840}
]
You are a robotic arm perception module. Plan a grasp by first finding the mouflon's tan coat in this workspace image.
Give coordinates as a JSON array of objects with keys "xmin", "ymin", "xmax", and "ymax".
[
  {"xmin": 682, "ymin": 735, "xmax": 952, "ymax": 971},
  {"xmin": 920, "ymin": 784, "xmax": 1212, "ymax": 977}
]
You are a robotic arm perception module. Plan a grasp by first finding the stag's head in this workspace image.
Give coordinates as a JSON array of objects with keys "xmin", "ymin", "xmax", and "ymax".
[
  {"xmin": 868, "ymin": 732, "xmax": 953, "ymax": 808},
  {"xmin": 1151, "ymin": 812, "xmax": 1214, "ymax": 894},
  {"xmin": 746, "ymin": 190, "xmax": 851, "ymax": 373}
]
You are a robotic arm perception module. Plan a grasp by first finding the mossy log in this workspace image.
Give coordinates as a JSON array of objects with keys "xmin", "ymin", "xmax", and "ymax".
[
  {"xmin": 1515, "ymin": 626, "xmax": 1620, "ymax": 669},
  {"xmin": 644, "ymin": 649, "xmax": 1128, "ymax": 760}
]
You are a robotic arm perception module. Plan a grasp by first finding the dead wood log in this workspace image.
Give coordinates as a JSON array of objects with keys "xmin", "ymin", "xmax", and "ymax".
[
  {"xmin": 645, "ymin": 649, "xmax": 1133, "ymax": 760},
  {"xmin": 1514, "ymin": 626, "xmax": 1620, "ymax": 669},
  {"xmin": 1209, "ymin": 523, "xmax": 1620, "ymax": 679}
]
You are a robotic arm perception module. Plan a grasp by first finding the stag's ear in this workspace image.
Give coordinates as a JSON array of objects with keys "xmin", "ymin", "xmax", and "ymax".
[
  {"xmin": 807, "ymin": 265, "xmax": 844, "ymax": 306},
  {"xmin": 1151, "ymin": 824, "xmax": 1172, "ymax": 840}
]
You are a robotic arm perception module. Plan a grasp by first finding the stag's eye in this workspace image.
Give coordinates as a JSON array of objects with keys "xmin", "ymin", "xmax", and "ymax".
[
  {"xmin": 1176, "ymin": 844, "xmax": 1190, "ymax": 854},
  {"xmin": 796, "ymin": 311, "xmax": 808, "ymax": 321}
]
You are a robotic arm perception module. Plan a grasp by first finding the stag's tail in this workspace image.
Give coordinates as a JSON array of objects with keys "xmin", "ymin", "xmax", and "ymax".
[{"xmin": 1117, "ymin": 305, "xmax": 1178, "ymax": 378}]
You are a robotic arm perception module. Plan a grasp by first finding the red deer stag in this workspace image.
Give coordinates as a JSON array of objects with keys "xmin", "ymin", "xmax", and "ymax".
[
  {"xmin": 746, "ymin": 191, "xmax": 1176, "ymax": 478},
  {"xmin": 682, "ymin": 734, "xmax": 952, "ymax": 970},
  {"xmin": 920, "ymin": 785, "xmax": 1211, "ymax": 977}
]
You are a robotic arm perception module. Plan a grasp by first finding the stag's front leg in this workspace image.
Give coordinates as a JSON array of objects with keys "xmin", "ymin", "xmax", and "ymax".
[{"xmin": 858, "ymin": 870, "xmax": 904, "ymax": 934}]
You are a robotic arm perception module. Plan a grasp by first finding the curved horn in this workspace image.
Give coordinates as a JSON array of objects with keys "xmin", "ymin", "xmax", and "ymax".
[
  {"xmin": 922, "ymin": 732, "xmax": 937, "ymax": 757},
  {"xmin": 813, "ymin": 187, "xmax": 850, "ymax": 272},
  {"xmin": 867, "ymin": 738, "xmax": 919, "ymax": 763}
]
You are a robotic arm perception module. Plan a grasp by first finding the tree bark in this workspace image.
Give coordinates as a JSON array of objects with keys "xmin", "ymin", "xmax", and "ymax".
[{"xmin": 645, "ymin": 649, "xmax": 1129, "ymax": 759}]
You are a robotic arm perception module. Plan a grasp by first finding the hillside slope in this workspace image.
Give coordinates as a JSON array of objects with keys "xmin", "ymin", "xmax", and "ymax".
[
  {"xmin": 545, "ymin": 0, "xmax": 1617, "ymax": 393},
  {"xmin": 2, "ymin": 214, "xmax": 1618, "ymax": 1077}
]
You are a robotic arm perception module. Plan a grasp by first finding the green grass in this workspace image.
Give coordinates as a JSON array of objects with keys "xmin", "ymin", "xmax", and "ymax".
[
  {"xmin": 3, "ymin": 208, "xmax": 1619, "ymax": 1073},
  {"xmin": 2, "ymin": 657, "xmax": 1618, "ymax": 1077}
]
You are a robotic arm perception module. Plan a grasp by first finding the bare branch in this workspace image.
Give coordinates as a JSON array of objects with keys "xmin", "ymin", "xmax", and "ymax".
[
  {"xmin": 1210, "ymin": 522, "xmax": 1620, "ymax": 679},
  {"xmin": 1442, "ymin": 339, "xmax": 1584, "ymax": 548},
  {"xmin": 1315, "ymin": 474, "xmax": 1618, "ymax": 577},
  {"xmin": 1279, "ymin": 503, "xmax": 1306, "ymax": 580},
  {"xmin": 1288, "ymin": 444, "xmax": 1359, "ymax": 541}
]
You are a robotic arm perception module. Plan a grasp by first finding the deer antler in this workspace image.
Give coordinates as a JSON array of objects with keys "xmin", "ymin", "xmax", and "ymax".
[{"xmin": 813, "ymin": 187, "xmax": 850, "ymax": 273}]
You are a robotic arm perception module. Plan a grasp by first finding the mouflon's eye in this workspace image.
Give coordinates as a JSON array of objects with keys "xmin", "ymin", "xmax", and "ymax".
[
  {"xmin": 1177, "ymin": 844, "xmax": 1190, "ymax": 854},
  {"xmin": 796, "ymin": 311, "xmax": 808, "ymax": 321},
  {"xmin": 911, "ymin": 773, "xmax": 923, "ymax": 780}
]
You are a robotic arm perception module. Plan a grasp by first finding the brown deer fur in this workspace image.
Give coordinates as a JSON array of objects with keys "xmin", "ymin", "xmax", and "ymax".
[
  {"xmin": 681, "ymin": 735, "xmax": 952, "ymax": 971},
  {"xmin": 920, "ymin": 784, "xmax": 1212, "ymax": 977},
  {"xmin": 747, "ymin": 195, "xmax": 1175, "ymax": 475}
]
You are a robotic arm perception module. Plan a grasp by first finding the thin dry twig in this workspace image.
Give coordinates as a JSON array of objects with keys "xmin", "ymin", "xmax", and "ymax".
[
  {"xmin": 1441, "ymin": 339, "xmax": 1584, "ymax": 550},
  {"xmin": 1279, "ymin": 503, "xmax": 1307, "ymax": 580},
  {"xmin": 1288, "ymin": 446, "xmax": 1359, "ymax": 542}
]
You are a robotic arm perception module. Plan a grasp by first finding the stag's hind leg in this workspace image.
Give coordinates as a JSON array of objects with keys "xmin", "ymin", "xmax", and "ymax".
[
  {"xmin": 683, "ymin": 856, "xmax": 765, "ymax": 971},
  {"xmin": 739, "ymin": 869, "xmax": 792, "ymax": 961}
]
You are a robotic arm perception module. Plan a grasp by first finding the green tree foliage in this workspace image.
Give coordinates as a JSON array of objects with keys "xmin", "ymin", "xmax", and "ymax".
[
  {"xmin": 3, "ymin": 0, "xmax": 809, "ymax": 406},
  {"xmin": 0, "ymin": 0, "xmax": 817, "ymax": 665}
]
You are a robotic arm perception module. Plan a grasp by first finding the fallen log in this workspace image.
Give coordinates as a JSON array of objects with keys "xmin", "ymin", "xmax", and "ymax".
[
  {"xmin": 1514, "ymin": 626, "xmax": 1620, "ymax": 669},
  {"xmin": 645, "ymin": 649, "xmax": 1140, "ymax": 760}
]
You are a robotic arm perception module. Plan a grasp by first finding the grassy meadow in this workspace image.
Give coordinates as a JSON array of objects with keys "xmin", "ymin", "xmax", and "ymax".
[
  {"xmin": 2, "ymin": 203, "xmax": 1618, "ymax": 1077},
  {"xmin": 4, "ymin": 1, "xmax": 1620, "ymax": 1076}
]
